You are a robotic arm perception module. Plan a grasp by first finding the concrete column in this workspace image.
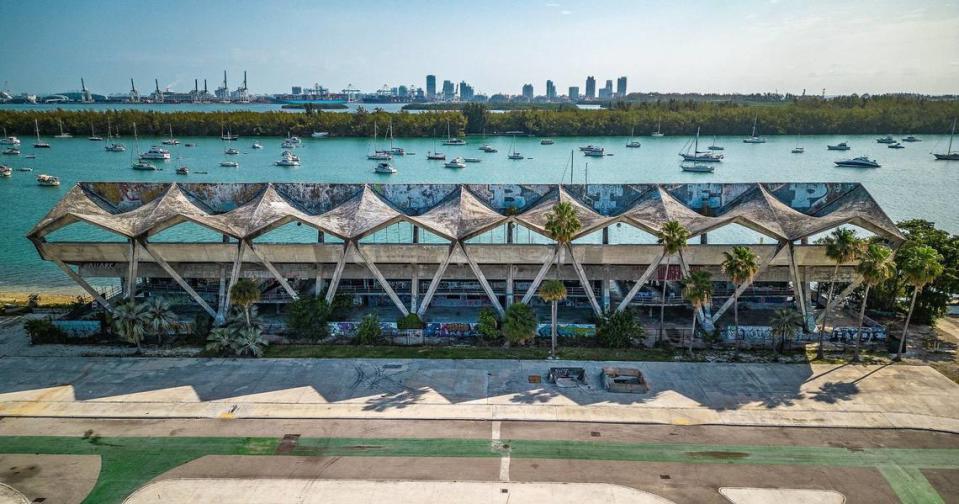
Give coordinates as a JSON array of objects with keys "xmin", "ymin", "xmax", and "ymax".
[
  {"xmin": 317, "ymin": 230, "xmax": 324, "ymax": 243},
  {"xmin": 602, "ymin": 266, "xmax": 611, "ymax": 313},
  {"xmin": 314, "ymin": 264, "xmax": 325, "ymax": 297},
  {"xmin": 700, "ymin": 232, "xmax": 708, "ymax": 245},
  {"xmin": 411, "ymin": 264, "xmax": 419, "ymax": 313},
  {"xmin": 506, "ymin": 222, "xmax": 514, "ymax": 244},
  {"xmin": 506, "ymin": 264, "xmax": 515, "ymax": 306},
  {"xmin": 602, "ymin": 227, "xmax": 609, "ymax": 245}
]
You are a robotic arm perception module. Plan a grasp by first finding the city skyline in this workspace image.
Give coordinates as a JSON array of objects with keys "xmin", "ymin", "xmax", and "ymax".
[{"xmin": 1, "ymin": 0, "xmax": 958, "ymax": 96}]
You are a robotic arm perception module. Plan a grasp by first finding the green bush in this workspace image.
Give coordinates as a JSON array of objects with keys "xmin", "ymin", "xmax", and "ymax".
[
  {"xmin": 476, "ymin": 308, "xmax": 500, "ymax": 342},
  {"xmin": 397, "ymin": 313, "xmax": 425, "ymax": 330},
  {"xmin": 355, "ymin": 313, "xmax": 382, "ymax": 345},
  {"xmin": 330, "ymin": 294, "xmax": 354, "ymax": 320},
  {"xmin": 192, "ymin": 312, "xmax": 213, "ymax": 340},
  {"xmin": 596, "ymin": 309, "xmax": 643, "ymax": 348},
  {"xmin": 286, "ymin": 297, "xmax": 332, "ymax": 341},
  {"xmin": 502, "ymin": 303, "xmax": 537, "ymax": 346},
  {"xmin": 24, "ymin": 318, "xmax": 67, "ymax": 345}
]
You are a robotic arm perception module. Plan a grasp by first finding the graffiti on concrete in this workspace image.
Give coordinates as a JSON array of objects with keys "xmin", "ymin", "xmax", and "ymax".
[
  {"xmin": 722, "ymin": 325, "xmax": 803, "ymax": 343},
  {"xmin": 53, "ymin": 320, "xmax": 101, "ymax": 338},
  {"xmin": 536, "ymin": 323, "xmax": 596, "ymax": 339},
  {"xmin": 829, "ymin": 326, "xmax": 887, "ymax": 343}
]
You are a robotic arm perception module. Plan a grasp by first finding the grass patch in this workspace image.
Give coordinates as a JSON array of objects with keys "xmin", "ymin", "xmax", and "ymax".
[{"xmin": 263, "ymin": 344, "xmax": 679, "ymax": 361}]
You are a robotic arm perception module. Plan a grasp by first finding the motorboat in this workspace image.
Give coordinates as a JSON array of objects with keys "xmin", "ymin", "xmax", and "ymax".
[
  {"xmin": 184, "ymin": 143, "xmax": 196, "ymax": 147},
  {"xmin": 367, "ymin": 151, "xmax": 391, "ymax": 161},
  {"xmin": 584, "ymin": 148, "xmax": 606, "ymax": 157},
  {"xmin": 0, "ymin": 165, "xmax": 11, "ymax": 177},
  {"xmin": 827, "ymin": 142, "xmax": 851, "ymax": 151},
  {"xmin": 834, "ymin": 156, "xmax": 880, "ymax": 168},
  {"xmin": 286, "ymin": 134, "xmax": 302, "ymax": 145},
  {"xmin": 105, "ymin": 143, "xmax": 126, "ymax": 152},
  {"xmin": 15, "ymin": 167, "xmax": 31, "ymax": 172},
  {"xmin": 220, "ymin": 160, "xmax": 239, "ymax": 167},
  {"xmin": 888, "ymin": 143, "xmax": 905, "ymax": 149},
  {"xmin": 540, "ymin": 139, "xmax": 555, "ymax": 145},
  {"xmin": 54, "ymin": 120, "xmax": 71, "ymax": 138},
  {"xmin": 480, "ymin": 145, "xmax": 497, "ymax": 153},
  {"xmin": 426, "ymin": 151, "xmax": 446, "ymax": 160},
  {"xmin": 24, "ymin": 154, "xmax": 35, "ymax": 159},
  {"xmin": 176, "ymin": 166, "xmax": 189, "ymax": 175},
  {"xmin": 1, "ymin": 129, "xmax": 20, "ymax": 145},
  {"xmin": 140, "ymin": 146, "xmax": 171, "ymax": 160},
  {"xmin": 444, "ymin": 157, "xmax": 466, "ymax": 169},
  {"xmin": 390, "ymin": 147, "xmax": 406, "ymax": 156},
  {"xmin": 311, "ymin": 131, "xmax": 329, "ymax": 138},
  {"xmin": 33, "ymin": 119, "xmax": 50, "ymax": 148},
  {"xmin": 374, "ymin": 161, "xmax": 396, "ymax": 174},
  {"xmin": 933, "ymin": 118, "xmax": 959, "ymax": 160},
  {"xmin": 681, "ymin": 162, "xmax": 714, "ymax": 173},
  {"xmin": 251, "ymin": 142, "xmax": 263, "ymax": 149},
  {"xmin": 2, "ymin": 147, "xmax": 20, "ymax": 155},
  {"xmin": 680, "ymin": 127, "xmax": 723, "ymax": 162},
  {"xmin": 36, "ymin": 174, "xmax": 60, "ymax": 186},
  {"xmin": 791, "ymin": 147, "xmax": 805, "ymax": 154},
  {"xmin": 902, "ymin": 136, "xmax": 921, "ymax": 143},
  {"xmin": 275, "ymin": 150, "xmax": 301, "ymax": 166},
  {"xmin": 463, "ymin": 157, "xmax": 481, "ymax": 163},
  {"xmin": 579, "ymin": 144, "xmax": 602, "ymax": 151},
  {"xmin": 224, "ymin": 147, "xmax": 240, "ymax": 155},
  {"xmin": 876, "ymin": 136, "xmax": 896, "ymax": 144},
  {"xmin": 281, "ymin": 140, "xmax": 297, "ymax": 149},
  {"xmin": 132, "ymin": 160, "xmax": 157, "ymax": 171},
  {"xmin": 743, "ymin": 116, "xmax": 766, "ymax": 143}
]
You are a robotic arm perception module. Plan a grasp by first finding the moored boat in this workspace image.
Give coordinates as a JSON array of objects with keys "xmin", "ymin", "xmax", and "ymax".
[
  {"xmin": 680, "ymin": 127, "xmax": 723, "ymax": 162},
  {"xmin": 374, "ymin": 161, "xmax": 396, "ymax": 174},
  {"xmin": 742, "ymin": 116, "xmax": 766, "ymax": 143},
  {"xmin": 141, "ymin": 146, "xmax": 172, "ymax": 160},
  {"xmin": 933, "ymin": 118, "xmax": 959, "ymax": 160},
  {"xmin": 681, "ymin": 162, "xmax": 714, "ymax": 173},
  {"xmin": 0, "ymin": 165, "xmax": 11, "ymax": 177},
  {"xmin": 36, "ymin": 174, "xmax": 59, "ymax": 186},
  {"xmin": 834, "ymin": 156, "xmax": 880, "ymax": 168},
  {"xmin": 220, "ymin": 160, "xmax": 239, "ymax": 167},
  {"xmin": 827, "ymin": 142, "xmax": 851, "ymax": 151},
  {"xmin": 876, "ymin": 135, "xmax": 895, "ymax": 144},
  {"xmin": 444, "ymin": 157, "xmax": 466, "ymax": 169}
]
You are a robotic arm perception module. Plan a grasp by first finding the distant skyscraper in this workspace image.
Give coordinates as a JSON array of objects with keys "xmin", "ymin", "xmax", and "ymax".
[
  {"xmin": 616, "ymin": 76, "xmax": 627, "ymax": 98},
  {"xmin": 568, "ymin": 86, "xmax": 580, "ymax": 101},
  {"xmin": 426, "ymin": 75, "xmax": 436, "ymax": 98},
  {"xmin": 291, "ymin": 86, "xmax": 302, "ymax": 95},
  {"xmin": 598, "ymin": 79, "xmax": 613, "ymax": 99},
  {"xmin": 585, "ymin": 76, "xmax": 596, "ymax": 99},
  {"xmin": 459, "ymin": 81, "xmax": 474, "ymax": 101},
  {"xmin": 546, "ymin": 80, "xmax": 556, "ymax": 101},
  {"xmin": 442, "ymin": 80, "xmax": 455, "ymax": 100},
  {"xmin": 398, "ymin": 85, "xmax": 409, "ymax": 97},
  {"xmin": 522, "ymin": 83, "xmax": 534, "ymax": 100}
]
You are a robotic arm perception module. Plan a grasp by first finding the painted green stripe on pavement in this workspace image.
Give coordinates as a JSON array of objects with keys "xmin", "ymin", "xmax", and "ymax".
[{"xmin": 879, "ymin": 465, "xmax": 945, "ymax": 504}]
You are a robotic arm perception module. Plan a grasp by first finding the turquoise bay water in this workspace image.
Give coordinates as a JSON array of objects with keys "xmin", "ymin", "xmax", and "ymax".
[{"xmin": 1, "ymin": 133, "xmax": 956, "ymax": 293}]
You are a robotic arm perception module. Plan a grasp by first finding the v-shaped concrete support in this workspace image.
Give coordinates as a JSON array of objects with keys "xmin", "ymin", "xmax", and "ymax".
[
  {"xmin": 616, "ymin": 249, "xmax": 666, "ymax": 312},
  {"xmin": 324, "ymin": 241, "xmax": 350, "ymax": 304},
  {"xmin": 565, "ymin": 243, "xmax": 602, "ymax": 317},
  {"xmin": 245, "ymin": 240, "xmax": 299, "ymax": 301},
  {"xmin": 126, "ymin": 239, "xmax": 140, "ymax": 300},
  {"xmin": 416, "ymin": 243, "xmax": 456, "ymax": 317},
  {"xmin": 53, "ymin": 259, "xmax": 113, "ymax": 312},
  {"xmin": 355, "ymin": 243, "xmax": 409, "ymax": 316},
  {"xmin": 218, "ymin": 240, "xmax": 245, "ymax": 323},
  {"xmin": 711, "ymin": 243, "xmax": 786, "ymax": 324},
  {"xmin": 138, "ymin": 240, "xmax": 216, "ymax": 318},
  {"xmin": 521, "ymin": 246, "xmax": 559, "ymax": 305},
  {"xmin": 815, "ymin": 274, "xmax": 864, "ymax": 324},
  {"xmin": 460, "ymin": 242, "xmax": 504, "ymax": 318}
]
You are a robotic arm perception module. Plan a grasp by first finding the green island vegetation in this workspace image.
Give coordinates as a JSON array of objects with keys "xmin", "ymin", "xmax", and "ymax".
[{"xmin": 3, "ymin": 95, "xmax": 958, "ymax": 138}]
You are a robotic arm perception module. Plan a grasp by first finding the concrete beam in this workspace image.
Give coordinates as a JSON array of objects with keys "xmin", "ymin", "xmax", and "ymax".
[
  {"xmin": 355, "ymin": 243, "xmax": 409, "ymax": 317},
  {"xmin": 138, "ymin": 240, "xmax": 217, "ymax": 318},
  {"xmin": 53, "ymin": 259, "xmax": 113, "ymax": 312},
  {"xmin": 711, "ymin": 242, "xmax": 786, "ymax": 324},
  {"xmin": 616, "ymin": 250, "xmax": 666, "ymax": 312},
  {"xmin": 245, "ymin": 240, "xmax": 299, "ymax": 301}
]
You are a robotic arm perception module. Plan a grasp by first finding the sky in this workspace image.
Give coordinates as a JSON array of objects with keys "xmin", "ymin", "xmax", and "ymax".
[{"xmin": 2, "ymin": 0, "xmax": 958, "ymax": 96}]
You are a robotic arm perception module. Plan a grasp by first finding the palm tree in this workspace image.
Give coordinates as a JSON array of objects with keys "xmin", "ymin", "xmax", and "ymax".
[
  {"xmin": 770, "ymin": 308, "xmax": 803, "ymax": 354},
  {"xmin": 230, "ymin": 278, "xmax": 261, "ymax": 328},
  {"xmin": 544, "ymin": 201, "xmax": 581, "ymax": 261},
  {"xmin": 681, "ymin": 270, "xmax": 712, "ymax": 354},
  {"xmin": 112, "ymin": 300, "xmax": 148, "ymax": 353},
  {"xmin": 656, "ymin": 221, "xmax": 691, "ymax": 342},
  {"xmin": 896, "ymin": 245, "xmax": 944, "ymax": 361},
  {"xmin": 206, "ymin": 327, "xmax": 235, "ymax": 355},
  {"xmin": 143, "ymin": 297, "xmax": 177, "ymax": 346},
  {"xmin": 853, "ymin": 243, "xmax": 895, "ymax": 362},
  {"xmin": 721, "ymin": 246, "xmax": 760, "ymax": 352},
  {"xmin": 538, "ymin": 279, "xmax": 567, "ymax": 358},
  {"xmin": 818, "ymin": 228, "xmax": 862, "ymax": 359},
  {"xmin": 234, "ymin": 327, "xmax": 268, "ymax": 358}
]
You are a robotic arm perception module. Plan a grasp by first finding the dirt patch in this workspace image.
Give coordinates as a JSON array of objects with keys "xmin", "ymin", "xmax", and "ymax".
[
  {"xmin": 921, "ymin": 469, "xmax": 959, "ymax": 504},
  {"xmin": 686, "ymin": 451, "xmax": 750, "ymax": 460}
]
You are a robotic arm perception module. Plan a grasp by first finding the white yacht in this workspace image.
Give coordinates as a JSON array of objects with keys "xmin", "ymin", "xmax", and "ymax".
[
  {"xmin": 2, "ymin": 147, "xmax": 20, "ymax": 156},
  {"xmin": 876, "ymin": 135, "xmax": 896, "ymax": 144},
  {"xmin": 507, "ymin": 135, "xmax": 524, "ymax": 160},
  {"xmin": 444, "ymin": 157, "xmax": 466, "ymax": 169},
  {"xmin": 220, "ymin": 160, "xmax": 239, "ymax": 168},
  {"xmin": 374, "ymin": 161, "xmax": 397, "ymax": 174},
  {"xmin": 132, "ymin": 160, "xmax": 157, "ymax": 171},
  {"xmin": 220, "ymin": 126, "xmax": 239, "ymax": 141},
  {"xmin": 140, "ymin": 146, "xmax": 171, "ymax": 160},
  {"xmin": 743, "ymin": 116, "xmax": 766, "ymax": 143},
  {"xmin": 105, "ymin": 143, "xmax": 126, "ymax": 152},
  {"xmin": 0, "ymin": 129, "xmax": 20, "ymax": 145},
  {"xmin": 426, "ymin": 151, "xmax": 446, "ymax": 160},
  {"xmin": 834, "ymin": 156, "xmax": 880, "ymax": 168},
  {"xmin": 791, "ymin": 146, "xmax": 805, "ymax": 154},
  {"xmin": 626, "ymin": 127, "xmax": 641, "ymax": 148},
  {"xmin": 889, "ymin": 143, "xmax": 905, "ymax": 149},
  {"xmin": 480, "ymin": 145, "xmax": 498, "ymax": 153},
  {"xmin": 902, "ymin": 135, "xmax": 921, "ymax": 143},
  {"xmin": 36, "ymin": 174, "xmax": 60, "ymax": 186},
  {"xmin": 311, "ymin": 131, "xmax": 329, "ymax": 138},
  {"xmin": 252, "ymin": 142, "xmax": 263, "ymax": 149},
  {"xmin": 827, "ymin": 142, "xmax": 851, "ymax": 151},
  {"xmin": 275, "ymin": 150, "xmax": 300, "ymax": 166},
  {"xmin": 708, "ymin": 135, "xmax": 724, "ymax": 150},
  {"xmin": 0, "ymin": 165, "xmax": 12, "ymax": 177},
  {"xmin": 281, "ymin": 140, "xmax": 297, "ymax": 149}
]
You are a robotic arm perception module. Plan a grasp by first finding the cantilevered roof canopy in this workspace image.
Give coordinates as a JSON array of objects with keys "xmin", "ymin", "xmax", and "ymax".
[{"xmin": 28, "ymin": 182, "xmax": 905, "ymax": 244}]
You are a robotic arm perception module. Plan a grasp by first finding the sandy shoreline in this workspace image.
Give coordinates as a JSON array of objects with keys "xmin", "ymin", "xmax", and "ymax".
[{"xmin": 0, "ymin": 290, "xmax": 88, "ymax": 306}]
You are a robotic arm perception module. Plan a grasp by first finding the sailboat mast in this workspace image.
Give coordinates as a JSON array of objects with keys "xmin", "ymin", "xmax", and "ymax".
[
  {"xmin": 949, "ymin": 118, "xmax": 956, "ymax": 154},
  {"xmin": 695, "ymin": 127, "xmax": 700, "ymax": 152}
]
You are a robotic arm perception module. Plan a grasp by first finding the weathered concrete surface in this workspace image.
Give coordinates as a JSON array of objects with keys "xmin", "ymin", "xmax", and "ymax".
[
  {"xmin": 719, "ymin": 488, "xmax": 845, "ymax": 504},
  {"xmin": 124, "ymin": 479, "xmax": 678, "ymax": 504},
  {"xmin": 0, "ymin": 455, "xmax": 100, "ymax": 504},
  {"xmin": 0, "ymin": 357, "xmax": 956, "ymax": 433}
]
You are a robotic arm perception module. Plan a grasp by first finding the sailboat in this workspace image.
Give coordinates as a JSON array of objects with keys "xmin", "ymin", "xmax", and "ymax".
[
  {"xmin": 88, "ymin": 123, "xmax": 103, "ymax": 141},
  {"xmin": 54, "ymin": 119, "xmax": 72, "ymax": 138},
  {"xmin": 933, "ymin": 118, "xmax": 959, "ymax": 160},
  {"xmin": 162, "ymin": 125, "xmax": 179, "ymax": 145},
  {"xmin": 708, "ymin": 135, "xmax": 724, "ymax": 151},
  {"xmin": 131, "ymin": 123, "xmax": 156, "ymax": 170},
  {"xmin": 626, "ymin": 126, "xmax": 641, "ymax": 148},
  {"xmin": 367, "ymin": 123, "xmax": 391, "ymax": 160},
  {"xmin": 220, "ymin": 125, "xmax": 238, "ymax": 141},
  {"xmin": 507, "ymin": 134, "xmax": 524, "ymax": 160},
  {"xmin": 791, "ymin": 134, "xmax": 804, "ymax": 154},
  {"xmin": 651, "ymin": 119, "xmax": 664, "ymax": 137},
  {"xmin": 387, "ymin": 121, "xmax": 406, "ymax": 155},
  {"xmin": 479, "ymin": 129, "xmax": 497, "ymax": 152},
  {"xmin": 442, "ymin": 120, "xmax": 466, "ymax": 145},
  {"xmin": 33, "ymin": 119, "xmax": 50, "ymax": 148},
  {"xmin": 104, "ymin": 118, "xmax": 125, "ymax": 152},
  {"xmin": 743, "ymin": 116, "xmax": 766, "ymax": 143},
  {"xmin": 679, "ymin": 127, "xmax": 722, "ymax": 162},
  {"xmin": 427, "ymin": 130, "xmax": 446, "ymax": 160}
]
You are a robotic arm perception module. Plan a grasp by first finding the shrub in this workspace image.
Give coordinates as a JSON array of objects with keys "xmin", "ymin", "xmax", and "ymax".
[
  {"xmin": 24, "ymin": 318, "xmax": 67, "ymax": 345},
  {"xmin": 286, "ymin": 297, "xmax": 332, "ymax": 341},
  {"xmin": 330, "ymin": 294, "xmax": 354, "ymax": 320},
  {"xmin": 192, "ymin": 312, "xmax": 213, "ymax": 340},
  {"xmin": 502, "ymin": 303, "xmax": 537, "ymax": 346},
  {"xmin": 596, "ymin": 309, "xmax": 643, "ymax": 348},
  {"xmin": 234, "ymin": 327, "xmax": 268, "ymax": 358},
  {"xmin": 476, "ymin": 308, "xmax": 500, "ymax": 342},
  {"xmin": 355, "ymin": 313, "xmax": 382, "ymax": 345},
  {"xmin": 397, "ymin": 313, "xmax": 425, "ymax": 330},
  {"xmin": 205, "ymin": 327, "xmax": 235, "ymax": 355}
]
